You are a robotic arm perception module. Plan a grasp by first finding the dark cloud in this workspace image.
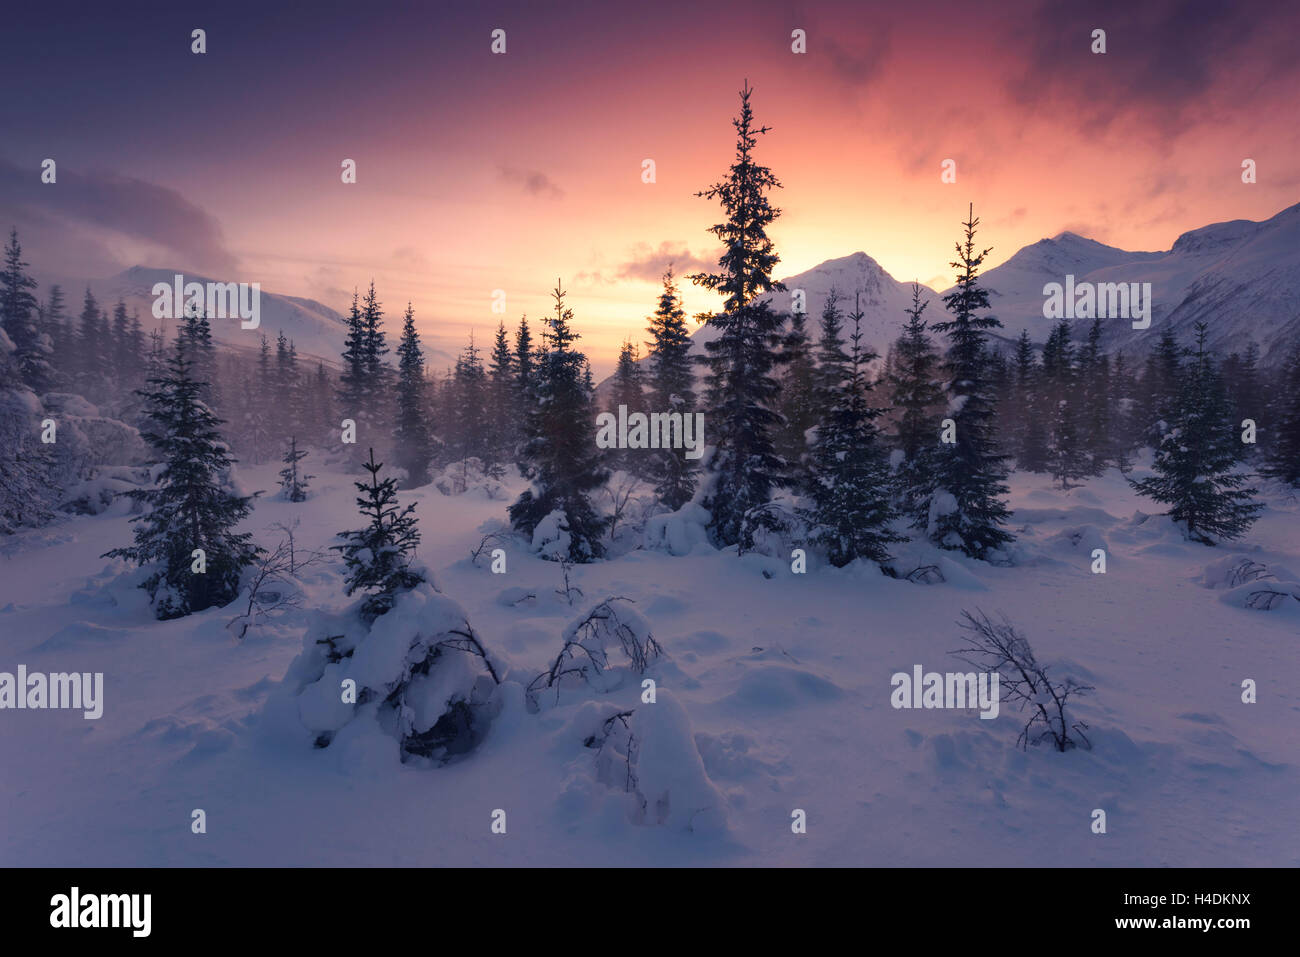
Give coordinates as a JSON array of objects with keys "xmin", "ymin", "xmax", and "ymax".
[
  {"xmin": 1006, "ymin": 0, "xmax": 1290, "ymax": 138},
  {"xmin": 0, "ymin": 158, "xmax": 237, "ymax": 279},
  {"xmin": 498, "ymin": 165, "xmax": 564, "ymax": 198}
]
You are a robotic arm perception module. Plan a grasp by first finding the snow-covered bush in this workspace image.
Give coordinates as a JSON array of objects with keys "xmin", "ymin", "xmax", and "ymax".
[
  {"xmin": 286, "ymin": 579, "xmax": 502, "ymax": 762},
  {"xmin": 643, "ymin": 502, "xmax": 711, "ymax": 556},
  {"xmin": 433, "ymin": 457, "xmax": 505, "ymax": 499},
  {"xmin": 529, "ymin": 597, "xmax": 662, "ymax": 704},
  {"xmin": 577, "ymin": 692, "xmax": 728, "ymax": 835}
]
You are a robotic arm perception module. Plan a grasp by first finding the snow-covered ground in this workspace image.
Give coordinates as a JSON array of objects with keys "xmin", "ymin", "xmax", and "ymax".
[{"xmin": 2, "ymin": 457, "xmax": 1297, "ymax": 867}]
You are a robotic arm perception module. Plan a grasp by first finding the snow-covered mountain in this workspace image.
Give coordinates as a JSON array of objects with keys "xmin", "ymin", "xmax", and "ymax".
[
  {"xmin": 685, "ymin": 203, "xmax": 1300, "ymax": 367},
  {"xmin": 79, "ymin": 266, "xmax": 349, "ymax": 363},
  {"xmin": 690, "ymin": 251, "xmax": 943, "ymax": 359},
  {"xmin": 949, "ymin": 202, "xmax": 1300, "ymax": 364}
]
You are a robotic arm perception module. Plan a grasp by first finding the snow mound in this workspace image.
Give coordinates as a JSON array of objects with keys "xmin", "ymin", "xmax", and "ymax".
[
  {"xmin": 720, "ymin": 662, "xmax": 843, "ymax": 711},
  {"xmin": 1046, "ymin": 524, "xmax": 1108, "ymax": 555},
  {"xmin": 628, "ymin": 690, "xmax": 728, "ymax": 834}
]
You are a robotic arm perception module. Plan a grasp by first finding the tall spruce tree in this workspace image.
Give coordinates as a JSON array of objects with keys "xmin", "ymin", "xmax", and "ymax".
[
  {"xmin": 608, "ymin": 339, "xmax": 646, "ymax": 475},
  {"xmin": 689, "ymin": 81, "xmax": 787, "ymax": 549},
  {"xmin": 393, "ymin": 303, "xmax": 433, "ymax": 487},
  {"xmin": 774, "ymin": 304, "xmax": 818, "ymax": 482},
  {"xmin": 1041, "ymin": 318, "xmax": 1090, "ymax": 488},
  {"xmin": 508, "ymin": 282, "xmax": 610, "ymax": 561},
  {"xmin": 805, "ymin": 294, "xmax": 902, "ymax": 566},
  {"xmin": 888, "ymin": 282, "xmax": 945, "ymax": 524},
  {"xmin": 644, "ymin": 267, "xmax": 697, "ymax": 510},
  {"xmin": 0, "ymin": 229, "xmax": 51, "ymax": 395},
  {"xmin": 0, "ymin": 326, "xmax": 57, "ymax": 533},
  {"xmin": 1010, "ymin": 330, "xmax": 1048, "ymax": 472},
  {"xmin": 928, "ymin": 205, "xmax": 1014, "ymax": 558},
  {"xmin": 450, "ymin": 333, "xmax": 489, "ymax": 469},
  {"xmin": 1129, "ymin": 321, "xmax": 1263, "ymax": 544},
  {"xmin": 487, "ymin": 321, "xmax": 516, "ymax": 466},
  {"xmin": 1260, "ymin": 343, "xmax": 1300, "ymax": 486},
  {"xmin": 337, "ymin": 289, "xmax": 367, "ymax": 429},
  {"xmin": 104, "ymin": 341, "xmax": 260, "ymax": 619}
]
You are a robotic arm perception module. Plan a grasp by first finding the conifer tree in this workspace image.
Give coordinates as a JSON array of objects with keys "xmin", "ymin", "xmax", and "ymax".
[
  {"xmin": 0, "ymin": 330, "xmax": 56, "ymax": 532},
  {"xmin": 608, "ymin": 339, "xmax": 646, "ymax": 474},
  {"xmin": 690, "ymin": 81, "xmax": 787, "ymax": 549},
  {"xmin": 1077, "ymin": 316, "xmax": 1112, "ymax": 473},
  {"xmin": 0, "ymin": 228, "xmax": 51, "ymax": 395},
  {"xmin": 508, "ymin": 282, "xmax": 610, "ymax": 561},
  {"xmin": 805, "ymin": 294, "xmax": 902, "ymax": 566},
  {"xmin": 451, "ymin": 333, "xmax": 489, "ymax": 469},
  {"xmin": 927, "ymin": 205, "xmax": 1014, "ymax": 558},
  {"xmin": 337, "ymin": 289, "xmax": 367, "ymax": 428},
  {"xmin": 393, "ymin": 303, "xmax": 433, "ymax": 487},
  {"xmin": 1041, "ymin": 318, "xmax": 1090, "ymax": 488},
  {"xmin": 774, "ymin": 304, "xmax": 818, "ymax": 481},
  {"xmin": 513, "ymin": 315, "xmax": 535, "ymax": 469},
  {"xmin": 644, "ymin": 267, "xmax": 697, "ymax": 510},
  {"xmin": 41, "ymin": 284, "xmax": 71, "ymax": 386},
  {"xmin": 815, "ymin": 289, "xmax": 847, "ymax": 400},
  {"xmin": 888, "ymin": 283, "xmax": 945, "ymax": 523},
  {"xmin": 180, "ymin": 302, "xmax": 219, "ymax": 411},
  {"xmin": 333, "ymin": 448, "xmax": 423, "ymax": 619},
  {"xmin": 1009, "ymin": 330, "xmax": 1048, "ymax": 472},
  {"xmin": 279, "ymin": 436, "xmax": 313, "ymax": 502},
  {"xmin": 1129, "ymin": 321, "xmax": 1263, "ymax": 544},
  {"xmin": 487, "ymin": 320, "xmax": 516, "ymax": 465},
  {"xmin": 1260, "ymin": 343, "xmax": 1300, "ymax": 486},
  {"xmin": 1140, "ymin": 326, "xmax": 1182, "ymax": 443},
  {"xmin": 360, "ymin": 280, "xmax": 390, "ymax": 434},
  {"xmin": 104, "ymin": 342, "xmax": 260, "ymax": 619}
]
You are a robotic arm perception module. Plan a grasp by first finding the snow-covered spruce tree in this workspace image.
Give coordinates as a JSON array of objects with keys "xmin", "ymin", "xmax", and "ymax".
[
  {"xmin": 888, "ymin": 282, "xmax": 945, "ymax": 526},
  {"xmin": 1129, "ymin": 321, "xmax": 1263, "ymax": 544},
  {"xmin": 1138, "ymin": 325, "xmax": 1182, "ymax": 444},
  {"xmin": 607, "ymin": 338, "xmax": 646, "ymax": 475},
  {"xmin": 360, "ymin": 281, "xmax": 390, "ymax": 435},
  {"xmin": 1078, "ymin": 316, "xmax": 1112, "ymax": 472},
  {"xmin": 689, "ymin": 81, "xmax": 787, "ymax": 549},
  {"xmin": 0, "ymin": 228, "xmax": 53, "ymax": 395},
  {"xmin": 279, "ymin": 436, "xmax": 313, "ymax": 502},
  {"xmin": 927, "ymin": 205, "xmax": 1014, "ymax": 559},
  {"xmin": 512, "ymin": 314, "xmax": 536, "ymax": 468},
  {"xmin": 804, "ymin": 294, "xmax": 903, "ymax": 567},
  {"xmin": 1009, "ymin": 330, "xmax": 1048, "ymax": 472},
  {"xmin": 337, "ymin": 289, "xmax": 367, "ymax": 435},
  {"xmin": 333, "ymin": 447, "xmax": 423, "ymax": 619},
  {"xmin": 291, "ymin": 447, "xmax": 500, "ymax": 762},
  {"xmin": 1260, "ymin": 342, "xmax": 1300, "ymax": 486},
  {"xmin": 393, "ymin": 303, "xmax": 433, "ymax": 487},
  {"xmin": 449, "ymin": 333, "xmax": 491, "ymax": 476},
  {"xmin": 644, "ymin": 267, "xmax": 697, "ymax": 510},
  {"xmin": 103, "ymin": 342, "xmax": 260, "ymax": 619},
  {"xmin": 272, "ymin": 329, "xmax": 304, "ymax": 439},
  {"xmin": 814, "ymin": 289, "xmax": 847, "ymax": 402},
  {"xmin": 774, "ymin": 303, "xmax": 817, "ymax": 483},
  {"xmin": 179, "ymin": 302, "xmax": 219, "ymax": 412},
  {"xmin": 1041, "ymin": 319, "xmax": 1090, "ymax": 489},
  {"xmin": 487, "ymin": 320, "xmax": 515, "ymax": 466},
  {"xmin": 508, "ymin": 282, "xmax": 610, "ymax": 562},
  {"xmin": 0, "ymin": 325, "xmax": 57, "ymax": 533}
]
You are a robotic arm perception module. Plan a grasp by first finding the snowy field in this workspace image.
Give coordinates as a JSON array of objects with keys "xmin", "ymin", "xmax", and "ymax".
[{"xmin": 2, "ymin": 455, "xmax": 1297, "ymax": 867}]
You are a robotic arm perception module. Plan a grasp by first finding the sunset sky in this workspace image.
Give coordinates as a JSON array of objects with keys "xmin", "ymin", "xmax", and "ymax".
[{"xmin": 2, "ymin": 0, "xmax": 1297, "ymax": 373}]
